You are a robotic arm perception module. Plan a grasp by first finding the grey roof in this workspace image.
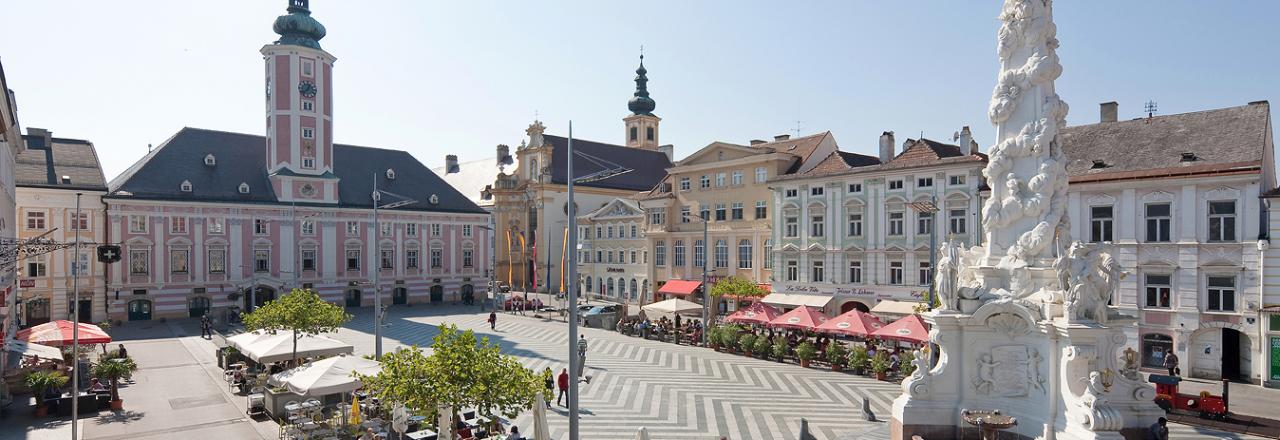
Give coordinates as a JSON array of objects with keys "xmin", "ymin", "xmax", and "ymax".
[
  {"xmin": 107, "ymin": 127, "xmax": 486, "ymax": 214},
  {"xmin": 431, "ymin": 155, "xmax": 519, "ymax": 208},
  {"xmin": 15, "ymin": 132, "xmax": 107, "ymax": 191},
  {"xmin": 545, "ymin": 134, "xmax": 671, "ymax": 191},
  {"xmin": 1061, "ymin": 102, "xmax": 1271, "ymax": 180}
]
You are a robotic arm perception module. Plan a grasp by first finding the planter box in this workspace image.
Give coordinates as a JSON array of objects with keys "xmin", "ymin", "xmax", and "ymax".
[{"xmin": 263, "ymin": 388, "xmax": 307, "ymax": 419}]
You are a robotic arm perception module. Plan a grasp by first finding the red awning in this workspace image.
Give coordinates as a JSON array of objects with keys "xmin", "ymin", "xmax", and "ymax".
[
  {"xmin": 724, "ymin": 302, "xmax": 782, "ymax": 326},
  {"xmin": 15, "ymin": 320, "xmax": 113, "ymax": 347},
  {"xmin": 871, "ymin": 314, "xmax": 929, "ymax": 344},
  {"xmin": 768, "ymin": 306, "xmax": 828, "ymax": 330},
  {"xmin": 816, "ymin": 310, "xmax": 885, "ymax": 337},
  {"xmin": 657, "ymin": 280, "xmax": 702, "ymax": 296}
]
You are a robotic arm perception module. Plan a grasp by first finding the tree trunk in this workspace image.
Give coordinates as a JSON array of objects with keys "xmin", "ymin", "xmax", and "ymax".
[{"xmin": 292, "ymin": 329, "xmax": 299, "ymax": 365}]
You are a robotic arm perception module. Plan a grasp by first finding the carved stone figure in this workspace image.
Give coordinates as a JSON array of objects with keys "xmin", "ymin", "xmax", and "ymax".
[
  {"xmin": 1120, "ymin": 347, "xmax": 1140, "ymax": 380},
  {"xmin": 973, "ymin": 353, "xmax": 1000, "ymax": 394},
  {"xmin": 935, "ymin": 240, "xmax": 962, "ymax": 311}
]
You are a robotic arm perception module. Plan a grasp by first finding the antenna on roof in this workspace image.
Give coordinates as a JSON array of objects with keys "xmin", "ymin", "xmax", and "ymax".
[
  {"xmin": 147, "ymin": 143, "xmax": 153, "ymax": 153},
  {"xmin": 793, "ymin": 120, "xmax": 802, "ymax": 136},
  {"xmin": 1144, "ymin": 100, "xmax": 1158, "ymax": 123}
]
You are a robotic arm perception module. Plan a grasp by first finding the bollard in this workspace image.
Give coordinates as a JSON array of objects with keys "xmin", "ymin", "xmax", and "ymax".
[{"xmin": 1221, "ymin": 378, "xmax": 1229, "ymax": 414}]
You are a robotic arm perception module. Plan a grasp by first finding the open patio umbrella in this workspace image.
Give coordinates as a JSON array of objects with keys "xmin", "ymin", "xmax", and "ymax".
[
  {"xmin": 723, "ymin": 302, "xmax": 781, "ymax": 326},
  {"xmin": 816, "ymin": 309, "xmax": 884, "ymax": 337},
  {"xmin": 3, "ymin": 339, "xmax": 63, "ymax": 361},
  {"xmin": 350, "ymin": 394, "xmax": 361, "ymax": 426},
  {"xmin": 239, "ymin": 332, "xmax": 353, "ymax": 363},
  {"xmin": 14, "ymin": 320, "xmax": 111, "ymax": 347},
  {"xmin": 533, "ymin": 392, "xmax": 551, "ymax": 440},
  {"xmin": 640, "ymin": 298, "xmax": 704, "ymax": 319},
  {"xmin": 768, "ymin": 306, "xmax": 828, "ymax": 331},
  {"xmin": 871, "ymin": 314, "xmax": 929, "ymax": 344},
  {"xmin": 225, "ymin": 330, "xmax": 271, "ymax": 350},
  {"xmin": 268, "ymin": 354, "xmax": 382, "ymax": 396}
]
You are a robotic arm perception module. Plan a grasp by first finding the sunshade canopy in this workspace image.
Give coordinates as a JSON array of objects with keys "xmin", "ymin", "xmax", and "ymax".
[
  {"xmin": 240, "ymin": 333, "xmax": 353, "ymax": 363},
  {"xmin": 657, "ymin": 280, "xmax": 701, "ymax": 296},
  {"xmin": 871, "ymin": 314, "xmax": 929, "ymax": 344},
  {"xmin": 870, "ymin": 300, "xmax": 920, "ymax": 318},
  {"xmin": 816, "ymin": 309, "xmax": 885, "ymax": 337},
  {"xmin": 761, "ymin": 293, "xmax": 834, "ymax": 309},
  {"xmin": 3, "ymin": 339, "xmax": 63, "ymax": 361},
  {"xmin": 226, "ymin": 330, "xmax": 271, "ymax": 350},
  {"xmin": 768, "ymin": 306, "xmax": 828, "ymax": 330},
  {"xmin": 723, "ymin": 302, "xmax": 782, "ymax": 325},
  {"xmin": 268, "ymin": 354, "xmax": 381, "ymax": 396},
  {"xmin": 14, "ymin": 320, "xmax": 112, "ymax": 347},
  {"xmin": 641, "ymin": 298, "xmax": 704, "ymax": 317}
]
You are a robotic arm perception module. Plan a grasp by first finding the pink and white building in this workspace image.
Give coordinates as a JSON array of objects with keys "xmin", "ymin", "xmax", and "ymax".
[{"xmin": 102, "ymin": 1, "xmax": 488, "ymax": 321}]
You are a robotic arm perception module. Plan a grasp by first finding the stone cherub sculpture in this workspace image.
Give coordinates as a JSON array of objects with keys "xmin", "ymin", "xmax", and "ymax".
[
  {"xmin": 934, "ymin": 240, "xmax": 962, "ymax": 312},
  {"xmin": 973, "ymin": 353, "xmax": 1000, "ymax": 394},
  {"xmin": 1056, "ymin": 242, "xmax": 1125, "ymax": 323}
]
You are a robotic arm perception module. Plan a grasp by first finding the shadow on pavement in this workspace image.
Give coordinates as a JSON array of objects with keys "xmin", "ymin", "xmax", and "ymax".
[
  {"xmin": 343, "ymin": 305, "xmax": 560, "ymax": 365},
  {"xmin": 94, "ymin": 410, "xmax": 146, "ymax": 425}
]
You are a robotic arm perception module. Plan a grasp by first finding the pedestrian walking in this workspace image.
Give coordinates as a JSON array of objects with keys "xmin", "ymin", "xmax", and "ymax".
[
  {"xmin": 557, "ymin": 368, "xmax": 569, "ymax": 406},
  {"xmin": 577, "ymin": 335, "xmax": 588, "ymax": 381},
  {"xmin": 488, "ymin": 311, "xmax": 497, "ymax": 330},
  {"xmin": 1162, "ymin": 348, "xmax": 1179, "ymax": 376},
  {"xmin": 200, "ymin": 315, "xmax": 213, "ymax": 339},
  {"xmin": 542, "ymin": 367, "xmax": 554, "ymax": 407},
  {"xmin": 1146, "ymin": 417, "xmax": 1169, "ymax": 440}
]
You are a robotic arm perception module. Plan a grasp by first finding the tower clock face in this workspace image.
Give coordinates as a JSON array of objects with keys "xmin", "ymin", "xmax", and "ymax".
[{"xmin": 298, "ymin": 80, "xmax": 318, "ymax": 98}]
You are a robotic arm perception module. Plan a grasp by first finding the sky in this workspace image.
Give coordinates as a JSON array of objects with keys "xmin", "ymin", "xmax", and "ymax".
[{"xmin": 2, "ymin": 1, "xmax": 1278, "ymax": 181}]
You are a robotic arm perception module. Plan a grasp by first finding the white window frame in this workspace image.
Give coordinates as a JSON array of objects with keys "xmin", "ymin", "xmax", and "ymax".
[
  {"xmin": 1205, "ymin": 275, "xmax": 1236, "ymax": 312},
  {"xmin": 889, "ymin": 261, "xmax": 904, "ymax": 285},
  {"xmin": 848, "ymin": 260, "xmax": 863, "ymax": 284},
  {"xmin": 128, "ymin": 215, "xmax": 148, "ymax": 234},
  {"xmin": 1143, "ymin": 273, "xmax": 1172, "ymax": 309},
  {"xmin": 207, "ymin": 217, "xmax": 225, "ymax": 235},
  {"xmin": 755, "ymin": 167, "xmax": 767, "ymax": 183},
  {"xmin": 25, "ymin": 211, "xmax": 46, "ymax": 230}
]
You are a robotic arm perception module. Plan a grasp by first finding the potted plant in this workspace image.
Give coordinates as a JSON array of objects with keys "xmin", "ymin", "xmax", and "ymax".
[
  {"xmin": 24, "ymin": 370, "xmax": 69, "ymax": 417},
  {"xmin": 739, "ymin": 334, "xmax": 757, "ymax": 357},
  {"xmin": 771, "ymin": 336, "xmax": 788, "ymax": 362},
  {"xmin": 92, "ymin": 357, "xmax": 138, "ymax": 410},
  {"xmin": 826, "ymin": 341, "xmax": 848, "ymax": 372},
  {"xmin": 752, "ymin": 334, "xmax": 771, "ymax": 359},
  {"xmin": 899, "ymin": 350, "xmax": 918, "ymax": 377},
  {"xmin": 870, "ymin": 351, "xmax": 891, "ymax": 381},
  {"xmin": 796, "ymin": 341, "xmax": 817, "ymax": 368},
  {"xmin": 708, "ymin": 326, "xmax": 722, "ymax": 351},
  {"xmin": 848, "ymin": 345, "xmax": 869, "ymax": 375}
]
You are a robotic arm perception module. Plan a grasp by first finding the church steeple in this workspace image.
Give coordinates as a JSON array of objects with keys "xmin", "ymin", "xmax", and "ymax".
[
  {"xmin": 624, "ymin": 53, "xmax": 661, "ymax": 150},
  {"xmin": 273, "ymin": 0, "xmax": 327, "ymax": 50}
]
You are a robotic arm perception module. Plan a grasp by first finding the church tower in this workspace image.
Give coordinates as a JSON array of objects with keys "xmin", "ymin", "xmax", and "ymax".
[
  {"xmin": 623, "ymin": 55, "xmax": 660, "ymax": 150},
  {"xmin": 263, "ymin": 0, "xmax": 339, "ymax": 204}
]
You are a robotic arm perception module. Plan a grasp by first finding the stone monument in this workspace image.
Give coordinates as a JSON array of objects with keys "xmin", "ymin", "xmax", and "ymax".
[{"xmin": 889, "ymin": 1, "xmax": 1164, "ymax": 439}]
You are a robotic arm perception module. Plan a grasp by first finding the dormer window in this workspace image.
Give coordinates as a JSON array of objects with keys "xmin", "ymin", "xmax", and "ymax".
[
  {"xmin": 428, "ymin": 194, "xmax": 440, "ymax": 205},
  {"xmin": 204, "ymin": 154, "xmax": 216, "ymax": 166},
  {"xmin": 238, "ymin": 183, "xmax": 250, "ymax": 194},
  {"xmin": 60, "ymin": 175, "xmax": 71, "ymax": 184},
  {"xmin": 180, "ymin": 180, "xmax": 192, "ymax": 192},
  {"xmin": 386, "ymin": 168, "xmax": 396, "ymax": 180}
]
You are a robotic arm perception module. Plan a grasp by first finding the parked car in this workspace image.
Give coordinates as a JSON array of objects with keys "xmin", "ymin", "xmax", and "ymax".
[{"xmin": 582, "ymin": 305, "xmax": 622, "ymax": 330}]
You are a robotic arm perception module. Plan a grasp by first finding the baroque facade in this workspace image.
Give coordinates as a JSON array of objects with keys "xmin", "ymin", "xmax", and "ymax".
[
  {"xmin": 770, "ymin": 130, "xmax": 987, "ymax": 315},
  {"xmin": 102, "ymin": 1, "xmax": 488, "ymax": 321},
  {"xmin": 575, "ymin": 198, "xmax": 648, "ymax": 303},
  {"xmin": 0, "ymin": 59, "xmax": 20, "ymax": 342}
]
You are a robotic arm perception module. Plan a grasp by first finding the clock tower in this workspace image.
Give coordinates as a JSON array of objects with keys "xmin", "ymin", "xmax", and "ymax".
[{"xmin": 263, "ymin": 0, "xmax": 339, "ymax": 204}]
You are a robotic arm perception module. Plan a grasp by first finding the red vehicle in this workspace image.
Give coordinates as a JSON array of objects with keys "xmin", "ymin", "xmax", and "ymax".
[{"xmin": 1148, "ymin": 374, "xmax": 1228, "ymax": 419}]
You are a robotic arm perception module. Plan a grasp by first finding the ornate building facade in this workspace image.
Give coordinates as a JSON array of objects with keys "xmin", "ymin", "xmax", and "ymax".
[
  {"xmin": 102, "ymin": 1, "xmax": 487, "ymax": 321},
  {"xmin": 0, "ymin": 59, "xmax": 21, "ymax": 343},
  {"xmin": 575, "ymin": 199, "xmax": 648, "ymax": 303}
]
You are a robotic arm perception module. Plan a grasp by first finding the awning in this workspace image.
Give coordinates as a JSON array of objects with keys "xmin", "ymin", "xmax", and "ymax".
[
  {"xmin": 872, "ymin": 314, "xmax": 929, "ymax": 344},
  {"xmin": 657, "ymin": 280, "xmax": 701, "ymax": 296},
  {"xmin": 3, "ymin": 340, "xmax": 63, "ymax": 361},
  {"xmin": 761, "ymin": 293, "xmax": 834, "ymax": 309},
  {"xmin": 870, "ymin": 300, "xmax": 921, "ymax": 318},
  {"xmin": 268, "ymin": 354, "xmax": 382, "ymax": 397}
]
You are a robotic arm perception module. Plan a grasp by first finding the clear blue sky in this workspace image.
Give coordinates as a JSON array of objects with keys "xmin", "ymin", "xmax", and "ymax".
[{"xmin": 2, "ymin": 1, "xmax": 1277, "ymax": 180}]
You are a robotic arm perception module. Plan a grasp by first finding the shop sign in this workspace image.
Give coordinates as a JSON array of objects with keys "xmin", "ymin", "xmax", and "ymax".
[
  {"xmin": 19, "ymin": 279, "xmax": 35, "ymax": 288},
  {"xmin": 605, "ymin": 267, "xmax": 625, "ymax": 273},
  {"xmin": 777, "ymin": 283, "xmax": 925, "ymax": 299}
]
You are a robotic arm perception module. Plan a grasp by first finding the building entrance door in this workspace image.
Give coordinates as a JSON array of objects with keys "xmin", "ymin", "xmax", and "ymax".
[
  {"xmin": 346, "ymin": 289, "xmax": 362, "ymax": 307},
  {"xmin": 392, "ymin": 287, "xmax": 407, "ymax": 305},
  {"xmin": 430, "ymin": 285, "xmax": 444, "ymax": 303},
  {"xmin": 128, "ymin": 299, "xmax": 152, "ymax": 321},
  {"xmin": 1223, "ymin": 328, "xmax": 1242, "ymax": 380},
  {"xmin": 77, "ymin": 299, "xmax": 93, "ymax": 322}
]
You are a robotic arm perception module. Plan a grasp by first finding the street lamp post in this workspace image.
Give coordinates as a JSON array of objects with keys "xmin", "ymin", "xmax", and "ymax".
[
  {"xmin": 71, "ymin": 192, "xmax": 82, "ymax": 440},
  {"xmin": 565, "ymin": 122, "xmax": 581, "ymax": 440},
  {"xmin": 371, "ymin": 173, "xmax": 416, "ymax": 359}
]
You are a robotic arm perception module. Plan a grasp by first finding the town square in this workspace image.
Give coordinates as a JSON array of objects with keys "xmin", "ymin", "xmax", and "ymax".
[{"xmin": 1, "ymin": 1, "xmax": 1279, "ymax": 439}]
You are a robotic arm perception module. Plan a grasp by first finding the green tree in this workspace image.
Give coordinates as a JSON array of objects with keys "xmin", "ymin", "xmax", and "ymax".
[
  {"xmin": 24, "ymin": 370, "xmax": 69, "ymax": 409},
  {"xmin": 708, "ymin": 276, "xmax": 767, "ymax": 299},
  {"xmin": 242, "ymin": 288, "xmax": 351, "ymax": 364},
  {"xmin": 91, "ymin": 357, "xmax": 138, "ymax": 402}
]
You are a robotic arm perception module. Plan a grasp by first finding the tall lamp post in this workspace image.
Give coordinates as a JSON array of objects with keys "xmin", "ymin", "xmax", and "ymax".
[
  {"xmin": 908, "ymin": 196, "xmax": 939, "ymax": 309},
  {"xmin": 682, "ymin": 212, "xmax": 710, "ymax": 345},
  {"xmin": 371, "ymin": 174, "xmax": 416, "ymax": 359},
  {"xmin": 70, "ymin": 192, "xmax": 82, "ymax": 440}
]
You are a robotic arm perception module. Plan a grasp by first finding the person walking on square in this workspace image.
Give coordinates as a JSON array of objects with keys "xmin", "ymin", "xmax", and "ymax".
[
  {"xmin": 1162, "ymin": 348, "xmax": 1179, "ymax": 376},
  {"xmin": 488, "ymin": 311, "xmax": 497, "ymax": 330},
  {"xmin": 577, "ymin": 335, "xmax": 589, "ymax": 381},
  {"xmin": 557, "ymin": 368, "xmax": 569, "ymax": 407},
  {"xmin": 200, "ymin": 315, "xmax": 213, "ymax": 339},
  {"xmin": 542, "ymin": 367, "xmax": 554, "ymax": 407}
]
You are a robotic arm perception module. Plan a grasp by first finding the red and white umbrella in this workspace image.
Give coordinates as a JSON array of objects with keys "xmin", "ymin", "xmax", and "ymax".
[
  {"xmin": 816, "ymin": 309, "xmax": 884, "ymax": 338},
  {"xmin": 871, "ymin": 314, "xmax": 929, "ymax": 344},
  {"xmin": 14, "ymin": 320, "xmax": 112, "ymax": 347},
  {"xmin": 768, "ymin": 306, "xmax": 828, "ymax": 331},
  {"xmin": 724, "ymin": 302, "xmax": 782, "ymax": 326}
]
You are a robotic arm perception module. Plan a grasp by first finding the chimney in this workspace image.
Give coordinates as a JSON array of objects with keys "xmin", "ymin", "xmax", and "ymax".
[
  {"xmin": 749, "ymin": 139, "xmax": 767, "ymax": 146},
  {"xmin": 879, "ymin": 131, "xmax": 895, "ymax": 163},
  {"xmin": 658, "ymin": 144, "xmax": 674, "ymax": 162},
  {"xmin": 445, "ymin": 154, "xmax": 460, "ymax": 174},
  {"xmin": 958, "ymin": 126, "xmax": 974, "ymax": 155},
  {"xmin": 773, "ymin": 134, "xmax": 790, "ymax": 142},
  {"xmin": 1100, "ymin": 101, "xmax": 1118, "ymax": 123},
  {"xmin": 26, "ymin": 127, "xmax": 52, "ymax": 149},
  {"xmin": 496, "ymin": 144, "xmax": 512, "ymax": 166}
]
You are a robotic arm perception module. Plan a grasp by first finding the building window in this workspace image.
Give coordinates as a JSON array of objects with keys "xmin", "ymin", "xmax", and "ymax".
[
  {"xmin": 848, "ymin": 183, "xmax": 863, "ymax": 193},
  {"xmin": 25, "ymin": 211, "xmax": 46, "ymax": 230},
  {"xmin": 888, "ymin": 180, "xmax": 904, "ymax": 190},
  {"xmin": 888, "ymin": 212, "xmax": 904, "ymax": 236},
  {"xmin": 1206, "ymin": 276, "xmax": 1236, "ymax": 312},
  {"xmin": 346, "ymin": 249, "xmax": 361, "ymax": 271},
  {"xmin": 784, "ymin": 216, "xmax": 799, "ymax": 238},
  {"xmin": 254, "ymin": 249, "xmax": 270, "ymax": 272},
  {"xmin": 655, "ymin": 241, "xmax": 666, "ymax": 266},
  {"xmin": 302, "ymin": 60, "xmax": 314, "ymax": 76},
  {"xmin": 811, "ymin": 215, "xmax": 825, "ymax": 237},
  {"xmin": 848, "ymin": 260, "xmax": 863, "ymax": 284},
  {"xmin": 811, "ymin": 260, "xmax": 825, "ymax": 282},
  {"xmin": 431, "ymin": 224, "xmax": 442, "ymax": 236},
  {"xmin": 755, "ymin": 201, "xmax": 767, "ymax": 219},
  {"xmin": 404, "ymin": 223, "xmax": 417, "ymax": 236},
  {"xmin": 207, "ymin": 218, "xmax": 224, "ymax": 235},
  {"xmin": 714, "ymin": 240, "xmax": 728, "ymax": 268},
  {"xmin": 699, "ymin": 206, "xmax": 710, "ymax": 221},
  {"xmin": 463, "ymin": 225, "xmax": 473, "ymax": 237},
  {"xmin": 680, "ymin": 207, "xmax": 690, "ymax": 223},
  {"xmin": 171, "ymin": 217, "xmax": 188, "ymax": 234},
  {"xmin": 630, "ymin": 224, "xmax": 637, "ymax": 238},
  {"xmin": 811, "ymin": 186, "xmax": 824, "ymax": 196},
  {"xmin": 379, "ymin": 249, "xmax": 394, "ymax": 270},
  {"xmin": 606, "ymin": 251, "xmax": 614, "ymax": 264},
  {"xmin": 407, "ymin": 249, "xmax": 421, "ymax": 269},
  {"xmin": 128, "ymin": 215, "xmax": 147, "ymax": 233},
  {"xmin": 786, "ymin": 260, "xmax": 799, "ymax": 281},
  {"xmin": 630, "ymin": 250, "xmax": 637, "ymax": 264},
  {"xmin": 848, "ymin": 213, "xmax": 863, "ymax": 237},
  {"xmin": 302, "ymin": 220, "xmax": 316, "ymax": 235},
  {"xmin": 254, "ymin": 219, "xmax": 270, "ymax": 235},
  {"xmin": 26, "ymin": 254, "xmax": 47, "ymax": 277},
  {"xmin": 1208, "ymin": 201, "xmax": 1236, "ymax": 242},
  {"xmin": 1142, "ymin": 203, "xmax": 1171, "ymax": 242},
  {"xmin": 1141, "ymin": 333, "xmax": 1174, "ymax": 369},
  {"xmin": 715, "ymin": 204, "xmax": 727, "ymax": 221},
  {"xmin": 731, "ymin": 202, "xmax": 744, "ymax": 220},
  {"xmin": 208, "ymin": 249, "xmax": 226, "ymax": 273},
  {"xmin": 732, "ymin": 170, "xmax": 743, "ymax": 186},
  {"xmin": 597, "ymin": 250, "xmax": 603, "ymax": 263},
  {"xmin": 71, "ymin": 212, "xmax": 89, "ymax": 231},
  {"xmin": 302, "ymin": 101, "xmax": 314, "ymax": 112},
  {"xmin": 918, "ymin": 261, "xmax": 931, "ymax": 285},
  {"xmin": 129, "ymin": 250, "xmax": 149, "ymax": 275},
  {"xmin": 607, "ymin": 278, "xmax": 615, "ymax": 296},
  {"xmin": 629, "ymin": 126, "xmax": 638, "ymax": 141},
  {"xmin": 239, "ymin": 183, "xmax": 251, "ymax": 194},
  {"xmin": 1090, "ymin": 206, "xmax": 1113, "ymax": 243},
  {"xmin": 889, "ymin": 261, "xmax": 904, "ymax": 285},
  {"xmin": 949, "ymin": 175, "xmax": 966, "ymax": 186},
  {"xmin": 430, "ymin": 248, "xmax": 443, "ymax": 268},
  {"xmin": 674, "ymin": 240, "xmax": 685, "ymax": 267},
  {"xmin": 949, "ymin": 209, "xmax": 967, "ymax": 235},
  {"xmin": 595, "ymin": 226, "xmax": 603, "ymax": 239},
  {"xmin": 917, "ymin": 177, "xmax": 933, "ymax": 188},
  {"xmin": 649, "ymin": 208, "xmax": 665, "ymax": 225},
  {"xmin": 917, "ymin": 211, "xmax": 933, "ymax": 235},
  {"xmin": 1144, "ymin": 274, "xmax": 1171, "ymax": 308},
  {"xmin": 462, "ymin": 249, "xmax": 473, "ymax": 268},
  {"xmin": 785, "ymin": 189, "xmax": 798, "ymax": 198},
  {"xmin": 346, "ymin": 221, "xmax": 360, "ymax": 236},
  {"xmin": 302, "ymin": 157, "xmax": 315, "ymax": 169},
  {"xmin": 700, "ymin": 175, "xmax": 710, "ymax": 189},
  {"xmin": 607, "ymin": 226, "xmax": 615, "ymax": 239},
  {"xmin": 737, "ymin": 239, "xmax": 752, "ymax": 269},
  {"xmin": 679, "ymin": 177, "xmax": 690, "ymax": 191},
  {"xmin": 755, "ymin": 167, "xmax": 767, "ymax": 183},
  {"xmin": 170, "ymin": 249, "xmax": 189, "ymax": 274},
  {"xmin": 302, "ymin": 127, "xmax": 314, "ymax": 138},
  {"xmin": 379, "ymin": 223, "xmax": 393, "ymax": 236},
  {"xmin": 301, "ymin": 249, "xmax": 317, "ymax": 271},
  {"xmin": 763, "ymin": 240, "xmax": 773, "ymax": 269},
  {"xmin": 716, "ymin": 172, "xmax": 726, "ymax": 187},
  {"xmin": 694, "ymin": 240, "xmax": 705, "ymax": 268}
]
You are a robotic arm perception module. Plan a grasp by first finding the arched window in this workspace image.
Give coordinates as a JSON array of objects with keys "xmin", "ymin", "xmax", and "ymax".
[
  {"xmin": 646, "ymin": 126, "xmax": 654, "ymax": 141},
  {"xmin": 607, "ymin": 278, "xmax": 615, "ymax": 297},
  {"xmin": 630, "ymin": 279, "xmax": 639, "ymax": 299},
  {"xmin": 714, "ymin": 240, "xmax": 728, "ymax": 268},
  {"xmin": 585, "ymin": 276, "xmax": 591, "ymax": 295},
  {"xmin": 694, "ymin": 240, "xmax": 705, "ymax": 268},
  {"xmin": 630, "ymin": 126, "xmax": 638, "ymax": 141},
  {"xmin": 674, "ymin": 240, "xmax": 686, "ymax": 267},
  {"xmin": 738, "ymin": 239, "xmax": 753, "ymax": 269},
  {"xmin": 763, "ymin": 239, "xmax": 773, "ymax": 269},
  {"xmin": 655, "ymin": 241, "xmax": 666, "ymax": 266}
]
